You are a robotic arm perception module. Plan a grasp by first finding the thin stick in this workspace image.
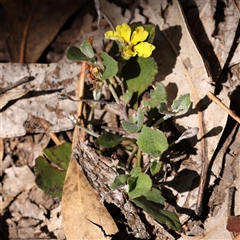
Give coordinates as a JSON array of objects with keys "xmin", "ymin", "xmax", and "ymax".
[
  {"xmin": 48, "ymin": 132, "xmax": 62, "ymax": 146},
  {"xmin": 207, "ymin": 92, "xmax": 240, "ymax": 124},
  {"xmin": 72, "ymin": 61, "xmax": 86, "ymax": 148}
]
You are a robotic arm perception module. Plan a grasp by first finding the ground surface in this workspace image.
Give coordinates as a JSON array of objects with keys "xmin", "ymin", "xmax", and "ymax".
[{"xmin": 1, "ymin": 0, "xmax": 240, "ymax": 239}]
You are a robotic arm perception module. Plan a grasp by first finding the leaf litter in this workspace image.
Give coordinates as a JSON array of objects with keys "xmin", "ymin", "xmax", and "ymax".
[{"xmin": 1, "ymin": 0, "xmax": 240, "ymax": 239}]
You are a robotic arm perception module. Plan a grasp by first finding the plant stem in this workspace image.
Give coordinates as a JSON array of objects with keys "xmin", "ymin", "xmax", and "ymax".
[
  {"xmin": 136, "ymin": 148, "xmax": 142, "ymax": 168},
  {"xmin": 76, "ymin": 122, "xmax": 100, "ymax": 138},
  {"xmin": 107, "ymin": 78, "xmax": 120, "ymax": 104},
  {"xmin": 152, "ymin": 117, "xmax": 165, "ymax": 128},
  {"xmin": 168, "ymin": 140, "xmax": 175, "ymax": 148}
]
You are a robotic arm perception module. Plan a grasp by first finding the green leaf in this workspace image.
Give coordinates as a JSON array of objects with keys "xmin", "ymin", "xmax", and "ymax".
[
  {"xmin": 122, "ymin": 57, "xmax": 157, "ymax": 107},
  {"xmin": 96, "ymin": 132, "xmax": 123, "ymax": 148},
  {"xmin": 137, "ymin": 108, "xmax": 144, "ymax": 131},
  {"xmin": 150, "ymin": 160, "xmax": 162, "ymax": 175},
  {"xmin": 143, "ymin": 187, "xmax": 165, "ymax": 205},
  {"xmin": 43, "ymin": 142, "xmax": 72, "ymax": 170},
  {"xmin": 100, "ymin": 51, "xmax": 118, "ymax": 80},
  {"xmin": 130, "ymin": 166, "xmax": 142, "ymax": 176},
  {"xmin": 137, "ymin": 126, "xmax": 168, "ymax": 157},
  {"xmin": 158, "ymin": 102, "xmax": 170, "ymax": 114},
  {"xmin": 131, "ymin": 196, "xmax": 182, "ymax": 231},
  {"xmin": 121, "ymin": 120, "xmax": 138, "ymax": 133},
  {"xmin": 66, "ymin": 46, "xmax": 94, "ymax": 63},
  {"xmin": 158, "ymin": 102, "xmax": 173, "ymax": 120},
  {"xmin": 144, "ymin": 24, "xmax": 156, "ymax": 43},
  {"xmin": 149, "ymin": 83, "xmax": 167, "ymax": 108},
  {"xmin": 171, "ymin": 94, "xmax": 191, "ymax": 113},
  {"xmin": 128, "ymin": 172, "xmax": 152, "ymax": 199},
  {"xmin": 35, "ymin": 142, "xmax": 72, "ymax": 198},
  {"xmin": 80, "ymin": 40, "xmax": 95, "ymax": 58},
  {"xmin": 121, "ymin": 108, "xmax": 144, "ymax": 133},
  {"xmin": 121, "ymin": 91, "xmax": 133, "ymax": 105},
  {"xmin": 110, "ymin": 174, "xmax": 130, "ymax": 189}
]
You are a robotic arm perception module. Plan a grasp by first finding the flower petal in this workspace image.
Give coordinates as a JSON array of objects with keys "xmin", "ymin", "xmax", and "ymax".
[
  {"xmin": 134, "ymin": 42, "xmax": 155, "ymax": 58},
  {"xmin": 105, "ymin": 30, "xmax": 124, "ymax": 42},
  {"xmin": 116, "ymin": 23, "xmax": 131, "ymax": 42},
  {"xmin": 122, "ymin": 45, "xmax": 137, "ymax": 59},
  {"xmin": 131, "ymin": 26, "xmax": 148, "ymax": 45}
]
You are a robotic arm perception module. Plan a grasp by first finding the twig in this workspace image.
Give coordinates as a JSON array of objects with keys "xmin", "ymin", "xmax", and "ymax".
[
  {"xmin": 207, "ymin": 92, "xmax": 240, "ymax": 124},
  {"xmin": 48, "ymin": 132, "xmax": 62, "ymax": 146},
  {"xmin": 72, "ymin": 61, "xmax": 86, "ymax": 147}
]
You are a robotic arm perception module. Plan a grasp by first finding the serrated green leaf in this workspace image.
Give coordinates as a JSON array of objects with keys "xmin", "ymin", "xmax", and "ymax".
[
  {"xmin": 96, "ymin": 132, "xmax": 123, "ymax": 148},
  {"xmin": 149, "ymin": 83, "xmax": 167, "ymax": 108},
  {"xmin": 137, "ymin": 126, "xmax": 168, "ymax": 157},
  {"xmin": 131, "ymin": 196, "xmax": 182, "ymax": 231},
  {"xmin": 150, "ymin": 160, "xmax": 162, "ymax": 175},
  {"xmin": 128, "ymin": 173, "xmax": 152, "ymax": 199},
  {"xmin": 66, "ymin": 46, "xmax": 94, "ymax": 63},
  {"xmin": 100, "ymin": 51, "xmax": 118, "ymax": 80},
  {"xmin": 121, "ymin": 120, "xmax": 138, "ymax": 133},
  {"xmin": 110, "ymin": 174, "xmax": 130, "ymax": 189},
  {"xmin": 80, "ymin": 40, "xmax": 95, "ymax": 58},
  {"xmin": 35, "ymin": 142, "xmax": 71, "ymax": 198},
  {"xmin": 143, "ymin": 187, "xmax": 165, "ymax": 205},
  {"xmin": 122, "ymin": 57, "xmax": 157, "ymax": 108},
  {"xmin": 171, "ymin": 94, "xmax": 191, "ymax": 113}
]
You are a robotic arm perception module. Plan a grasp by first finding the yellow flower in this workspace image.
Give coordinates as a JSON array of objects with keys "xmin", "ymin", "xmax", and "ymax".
[{"xmin": 105, "ymin": 23, "xmax": 155, "ymax": 59}]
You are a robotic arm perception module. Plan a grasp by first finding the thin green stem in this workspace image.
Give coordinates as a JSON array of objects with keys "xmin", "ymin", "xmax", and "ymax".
[
  {"xmin": 143, "ymin": 161, "xmax": 151, "ymax": 174},
  {"xmin": 168, "ymin": 140, "xmax": 175, "ymax": 148},
  {"xmin": 107, "ymin": 78, "xmax": 120, "ymax": 104},
  {"xmin": 76, "ymin": 122, "xmax": 100, "ymax": 138},
  {"xmin": 152, "ymin": 117, "xmax": 165, "ymax": 128},
  {"xmin": 136, "ymin": 148, "xmax": 142, "ymax": 168}
]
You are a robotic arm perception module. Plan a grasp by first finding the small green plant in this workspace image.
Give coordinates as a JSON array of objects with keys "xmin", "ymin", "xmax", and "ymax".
[
  {"xmin": 66, "ymin": 22, "xmax": 199, "ymax": 231},
  {"xmin": 36, "ymin": 22, "xmax": 199, "ymax": 232}
]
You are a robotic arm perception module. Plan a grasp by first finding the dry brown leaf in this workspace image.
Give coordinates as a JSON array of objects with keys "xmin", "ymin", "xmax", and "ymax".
[
  {"xmin": 62, "ymin": 158, "xmax": 118, "ymax": 240},
  {"xmin": 141, "ymin": 0, "xmax": 229, "ymax": 217},
  {"xmin": 1, "ymin": 0, "xmax": 87, "ymax": 62}
]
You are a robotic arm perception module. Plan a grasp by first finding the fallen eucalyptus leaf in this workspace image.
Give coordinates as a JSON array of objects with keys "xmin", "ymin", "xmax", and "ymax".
[{"xmin": 62, "ymin": 158, "xmax": 118, "ymax": 239}]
